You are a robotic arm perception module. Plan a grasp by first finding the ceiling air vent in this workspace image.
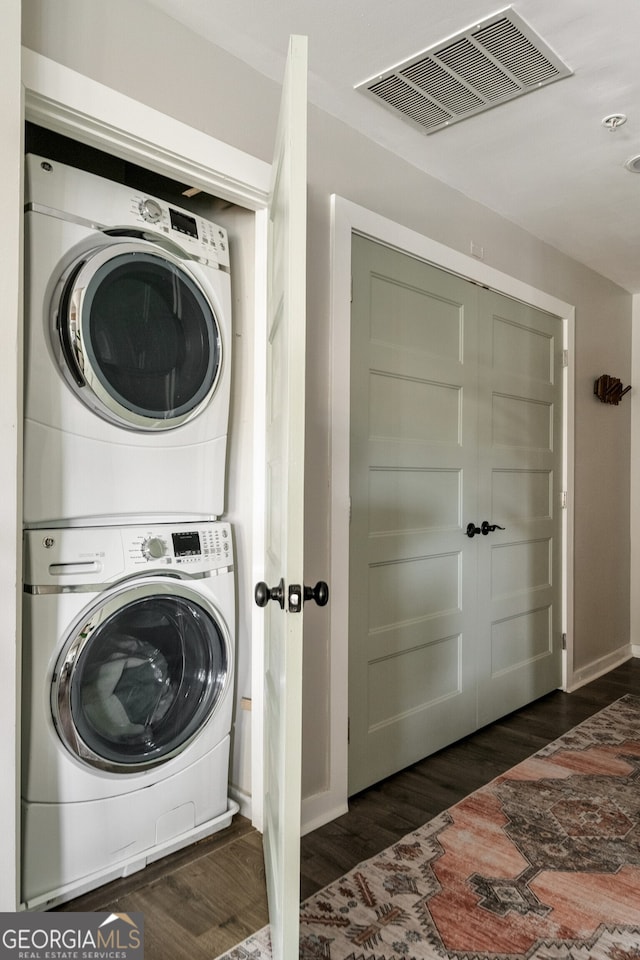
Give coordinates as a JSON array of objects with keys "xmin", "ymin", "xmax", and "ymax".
[{"xmin": 356, "ymin": 7, "xmax": 573, "ymax": 135}]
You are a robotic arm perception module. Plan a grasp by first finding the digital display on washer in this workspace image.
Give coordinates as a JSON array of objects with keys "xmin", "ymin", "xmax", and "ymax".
[
  {"xmin": 172, "ymin": 531, "xmax": 202, "ymax": 556},
  {"xmin": 169, "ymin": 208, "xmax": 198, "ymax": 238}
]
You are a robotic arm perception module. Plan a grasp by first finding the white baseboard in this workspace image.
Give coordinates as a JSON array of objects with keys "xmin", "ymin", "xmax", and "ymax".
[
  {"xmin": 228, "ymin": 784, "xmax": 252, "ymax": 821},
  {"xmin": 301, "ymin": 792, "xmax": 349, "ymax": 837},
  {"xmin": 231, "ymin": 783, "xmax": 350, "ymax": 835},
  {"xmin": 229, "ymin": 783, "xmax": 348, "ymax": 835},
  {"xmin": 566, "ymin": 643, "xmax": 633, "ymax": 692},
  {"xmin": 632, "ymin": 644, "xmax": 640, "ymax": 658}
]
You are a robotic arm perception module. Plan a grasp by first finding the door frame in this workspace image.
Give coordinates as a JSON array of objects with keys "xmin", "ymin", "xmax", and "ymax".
[
  {"xmin": 1, "ymin": 0, "xmax": 22, "ymax": 912},
  {"xmin": 328, "ymin": 194, "xmax": 575, "ymax": 810},
  {"xmin": 20, "ymin": 48, "xmax": 272, "ymax": 832}
]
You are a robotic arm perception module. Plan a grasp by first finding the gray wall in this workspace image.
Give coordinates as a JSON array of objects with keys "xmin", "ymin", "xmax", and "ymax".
[{"xmin": 22, "ymin": 0, "xmax": 632, "ymax": 801}]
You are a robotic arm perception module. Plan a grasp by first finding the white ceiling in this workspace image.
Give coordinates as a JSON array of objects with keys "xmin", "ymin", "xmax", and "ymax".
[{"xmin": 146, "ymin": 0, "xmax": 640, "ymax": 292}]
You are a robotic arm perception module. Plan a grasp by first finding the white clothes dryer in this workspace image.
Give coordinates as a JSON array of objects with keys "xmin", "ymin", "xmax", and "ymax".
[
  {"xmin": 21, "ymin": 521, "xmax": 237, "ymax": 909},
  {"xmin": 23, "ymin": 154, "xmax": 232, "ymax": 527}
]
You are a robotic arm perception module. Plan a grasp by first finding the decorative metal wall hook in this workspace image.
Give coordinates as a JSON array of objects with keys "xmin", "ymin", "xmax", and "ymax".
[{"xmin": 594, "ymin": 374, "xmax": 631, "ymax": 405}]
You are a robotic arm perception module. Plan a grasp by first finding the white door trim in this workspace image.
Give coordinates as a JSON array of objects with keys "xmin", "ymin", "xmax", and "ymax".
[
  {"xmin": 1, "ymin": 0, "xmax": 23, "ymax": 912},
  {"xmin": 22, "ymin": 48, "xmax": 270, "ymax": 209},
  {"xmin": 328, "ymin": 194, "xmax": 575, "ymax": 817},
  {"xmin": 21, "ymin": 47, "xmax": 271, "ymax": 831}
]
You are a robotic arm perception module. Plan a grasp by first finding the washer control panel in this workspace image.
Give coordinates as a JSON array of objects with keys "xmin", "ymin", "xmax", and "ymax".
[
  {"xmin": 23, "ymin": 522, "xmax": 233, "ymax": 587},
  {"xmin": 127, "ymin": 522, "xmax": 232, "ymax": 572}
]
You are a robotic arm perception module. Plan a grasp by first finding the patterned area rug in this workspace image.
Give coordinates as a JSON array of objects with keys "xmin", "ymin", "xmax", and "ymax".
[{"xmin": 220, "ymin": 695, "xmax": 640, "ymax": 960}]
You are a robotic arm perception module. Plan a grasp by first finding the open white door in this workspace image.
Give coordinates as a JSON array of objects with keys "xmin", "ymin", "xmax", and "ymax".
[{"xmin": 254, "ymin": 34, "xmax": 310, "ymax": 960}]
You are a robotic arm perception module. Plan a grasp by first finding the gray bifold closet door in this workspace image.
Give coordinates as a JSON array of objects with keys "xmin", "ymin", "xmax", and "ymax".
[{"xmin": 349, "ymin": 234, "xmax": 563, "ymax": 795}]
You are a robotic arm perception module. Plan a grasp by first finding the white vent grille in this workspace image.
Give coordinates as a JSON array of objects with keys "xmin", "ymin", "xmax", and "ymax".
[{"xmin": 357, "ymin": 8, "xmax": 572, "ymax": 135}]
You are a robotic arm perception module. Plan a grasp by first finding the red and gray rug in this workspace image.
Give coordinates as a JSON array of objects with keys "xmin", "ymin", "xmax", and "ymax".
[{"xmin": 222, "ymin": 694, "xmax": 640, "ymax": 959}]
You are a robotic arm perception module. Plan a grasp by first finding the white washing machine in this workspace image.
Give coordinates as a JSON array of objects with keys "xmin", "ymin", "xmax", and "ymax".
[
  {"xmin": 21, "ymin": 521, "xmax": 237, "ymax": 909},
  {"xmin": 23, "ymin": 153, "xmax": 232, "ymax": 528}
]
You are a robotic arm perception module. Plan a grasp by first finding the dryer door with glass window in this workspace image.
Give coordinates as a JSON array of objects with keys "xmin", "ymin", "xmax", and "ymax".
[
  {"xmin": 52, "ymin": 578, "xmax": 231, "ymax": 772},
  {"xmin": 54, "ymin": 240, "xmax": 222, "ymax": 431}
]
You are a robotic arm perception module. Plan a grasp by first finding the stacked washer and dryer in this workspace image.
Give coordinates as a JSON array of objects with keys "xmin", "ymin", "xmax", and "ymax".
[{"xmin": 21, "ymin": 154, "xmax": 238, "ymax": 908}]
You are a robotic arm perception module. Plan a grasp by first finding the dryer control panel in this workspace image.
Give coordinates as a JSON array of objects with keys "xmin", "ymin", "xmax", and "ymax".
[
  {"xmin": 24, "ymin": 154, "xmax": 231, "ymax": 270},
  {"xmin": 130, "ymin": 194, "xmax": 230, "ymax": 270}
]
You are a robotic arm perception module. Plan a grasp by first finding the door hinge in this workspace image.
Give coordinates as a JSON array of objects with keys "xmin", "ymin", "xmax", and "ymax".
[
  {"xmin": 562, "ymin": 349, "xmax": 569, "ymax": 368},
  {"xmin": 347, "ymin": 716, "xmax": 350, "ymax": 745},
  {"xmin": 348, "ymin": 496, "xmax": 352, "ymax": 522},
  {"xmin": 562, "ymin": 632, "xmax": 567, "ymax": 650},
  {"xmin": 561, "ymin": 490, "xmax": 568, "ymax": 509}
]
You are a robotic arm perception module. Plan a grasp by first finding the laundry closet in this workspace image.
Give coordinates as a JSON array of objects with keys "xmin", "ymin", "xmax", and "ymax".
[{"xmin": 20, "ymin": 124, "xmax": 258, "ymax": 909}]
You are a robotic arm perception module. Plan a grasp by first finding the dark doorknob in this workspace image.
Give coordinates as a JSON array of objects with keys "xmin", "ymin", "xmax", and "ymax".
[
  {"xmin": 481, "ymin": 520, "xmax": 505, "ymax": 535},
  {"xmin": 466, "ymin": 522, "xmax": 482, "ymax": 538},
  {"xmin": 254, "ymin": 578, "xmax": 285, "ymax": 608},
  {"xmin": 303, "ymin": 581, "xmax": 329, "ymax": 606}
]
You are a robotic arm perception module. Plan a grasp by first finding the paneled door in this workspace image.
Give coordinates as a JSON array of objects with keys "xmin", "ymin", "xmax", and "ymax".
[
  {"xmin": 348, "ymin": 235, "xmax": 563, "ymax": 795},
  {"xmin": 475, "ymin": 289, "xmax": 563, "ymax": 725},
  {"xmin": 261, "ymin": 34, "xmax": 308, "ymax": 959},
  {"xmin": 348, "ymin": 236, "xmax": 479, "ymax": 793}
]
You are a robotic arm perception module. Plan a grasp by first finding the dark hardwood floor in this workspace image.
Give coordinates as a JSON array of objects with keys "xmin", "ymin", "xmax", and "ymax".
[
  {"xmin": 57, "ymin": 812, "xmax": 269, "ymax": 958},
  {"xmin": 300, "ymin": 658, "xmax": 640, "ymax": 899},
  {"xmin": 58, "ymin": 658, "xmax": 640, "ymax": 959}
]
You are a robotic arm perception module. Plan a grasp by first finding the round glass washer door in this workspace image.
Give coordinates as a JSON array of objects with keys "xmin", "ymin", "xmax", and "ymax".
[
  {"xmin": 54, "ymin": 240, "xmax": 223, "ymax": 431},
  {"xmin": 52, "ymin": 579, "xmax": 231, "ymax": 773}
]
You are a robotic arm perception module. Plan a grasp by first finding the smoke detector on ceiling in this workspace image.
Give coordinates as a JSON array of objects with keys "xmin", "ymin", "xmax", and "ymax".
[{"xmin": 356, "ymin": 6, "xmax": 573, "ymax": 135}]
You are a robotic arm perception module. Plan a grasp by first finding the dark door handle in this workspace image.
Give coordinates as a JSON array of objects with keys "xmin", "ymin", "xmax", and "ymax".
[
  {"xmin": 254, "ymin": 578, "xmax": 285, "ymax": 608},
  {"xmin": 481, "ymin": 520, "xmax": 505, "ymax": 535},
  {"xmin": 466, "ymin": 522, "xmax": 482, "ymax": 538},
  {"xmin": 303, "ymin": 581, "xmax": 329, "ymax": 606}
]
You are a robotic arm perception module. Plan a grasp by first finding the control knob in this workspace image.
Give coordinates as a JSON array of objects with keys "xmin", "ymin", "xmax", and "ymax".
[
  {"xmin": 142, "ymin": 536, "xmax": 167, "ymax": 561},
  {"xmin": 139, "ymin": 198, "xmax": 163, "ymax": 224}
]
